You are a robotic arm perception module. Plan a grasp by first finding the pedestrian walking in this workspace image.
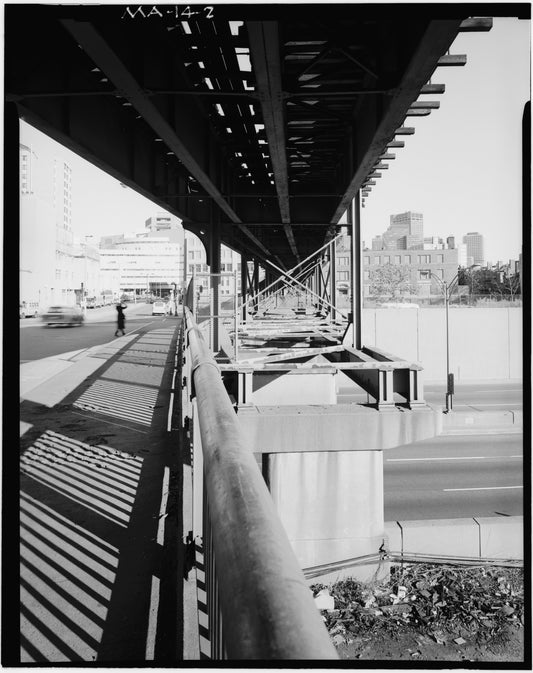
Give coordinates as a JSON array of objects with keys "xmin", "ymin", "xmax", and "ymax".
[{"xmin": 115, "ymin": 301, "xmax": 127, "ymax": 336}]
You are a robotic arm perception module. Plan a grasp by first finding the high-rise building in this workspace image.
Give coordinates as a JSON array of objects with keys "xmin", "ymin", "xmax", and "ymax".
[
  {"xmin": 382, "ymin": 211, "xmax": 424, "ymax": 250},
  {"xmin": 462, "ymin": 232, "xmax": 485, "ymax": 266},
  {"xmin": 20, "ymin": 140, "xmax": 77, "ymax": 308}
]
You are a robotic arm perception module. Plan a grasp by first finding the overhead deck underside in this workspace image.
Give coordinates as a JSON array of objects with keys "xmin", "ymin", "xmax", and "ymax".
[{"xmin": 6, "ymin": 3, "xmax": 508, "ymax": 271}]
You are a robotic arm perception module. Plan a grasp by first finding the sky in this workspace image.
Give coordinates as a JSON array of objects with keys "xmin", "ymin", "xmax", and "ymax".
[
  {"xmin": 18, "ymin": 12, "xmax": 530, "ymax": 264},
  {"xmin": 361, "ymin": 16, "xmax": 530, "ymax": 263}
]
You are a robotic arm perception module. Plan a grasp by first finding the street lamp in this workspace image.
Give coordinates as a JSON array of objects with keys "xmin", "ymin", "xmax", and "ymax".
[{"xmin": 430, "ymin": 272, "xmax": 459, "ymax": 413}]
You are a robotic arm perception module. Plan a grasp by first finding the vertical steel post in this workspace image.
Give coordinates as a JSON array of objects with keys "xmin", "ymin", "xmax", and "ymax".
[
  {"xmin": 253, "ymin": 259, "xmax": 259, "ymax": 312},
  {"xmin": 241, "ymin": 255, "xmax": 248, "ymax": 322},
  {"xmin": 329, "ymin": 240, "xmax": 337, "ymax": 323},
  {"xmin": 209, "ymin": 218, "xmax": 221, "ymax": 353},
  {"xmin": 234, "ymin": 269, "xmax": 239, "ymax": 361},
  {"xmin": 444, "ymin": 281, "xmax": 451, "ymax": 412},
  {"xmin": 350, "ymin": 193, "xmax": 362, "ymax": 349}
]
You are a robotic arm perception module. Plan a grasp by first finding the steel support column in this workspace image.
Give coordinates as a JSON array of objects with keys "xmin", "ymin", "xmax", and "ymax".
[
  {"xmin": 350, "ymin": 194, "xmax": 362, "ymax": 349},
  {"xmin": 209, "ymin": 216, "xmax": 221, "ymax": 352},
  {"xmin": 330, "ymin": 239, "xmax": 337, "ymax": 322},
  {"xmin": 241, "ymin": 254, "xmax": 249, "ymax": 322}
]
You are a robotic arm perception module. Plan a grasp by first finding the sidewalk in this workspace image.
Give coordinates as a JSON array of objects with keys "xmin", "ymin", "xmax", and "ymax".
[{"xmin": 18, "ymin": 321, "xmax": 187, "ymax": 664}]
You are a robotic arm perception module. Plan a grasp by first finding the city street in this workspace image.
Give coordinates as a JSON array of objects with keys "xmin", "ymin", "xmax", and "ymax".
[
  {"xmin": 384, "ymin": 433, "xmax": 523, "ymax": 520},
  {"xmin": 338, "ymin": 380, "xmax": 522, "ymax": 411},
  {"xmin": 20, "ymin": 303, "xmax": 178, "ymax": 362}
]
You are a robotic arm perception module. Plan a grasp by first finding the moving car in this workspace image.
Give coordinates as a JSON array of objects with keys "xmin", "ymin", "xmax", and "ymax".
[
  {"xmin": 42, "ymin": 305, "xmax": 85, "ymax": 326},
  {"xmin": 152, "ymin": 301, "xmax": 167, "ymax": 316}
]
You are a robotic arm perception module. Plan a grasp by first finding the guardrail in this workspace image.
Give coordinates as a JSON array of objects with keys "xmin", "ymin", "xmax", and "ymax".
[{"xmin": 181, "ymin": 306, "xmax": 337, "ymax": 660}]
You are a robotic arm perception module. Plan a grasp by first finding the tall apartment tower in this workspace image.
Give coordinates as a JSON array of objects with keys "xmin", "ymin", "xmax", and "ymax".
[{"xmin": 462, "ymin": 232, "xmax": 485, "ymax": 266}]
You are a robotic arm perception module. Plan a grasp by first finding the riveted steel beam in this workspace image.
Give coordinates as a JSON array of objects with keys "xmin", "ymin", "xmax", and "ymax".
[
  {"xmin": 247, "ymin": 21, "xmax": 300, "ymax": 263},
  {"xmin": 329, "ymin": 20, "xmax": 464, "ymax": 233},
  {"xmin": 61, "ymin": 19, "xmax": 276, "ymax": 264}
]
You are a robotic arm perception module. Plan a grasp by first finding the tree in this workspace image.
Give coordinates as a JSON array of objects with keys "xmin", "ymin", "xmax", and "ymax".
[{"xmin": 368, "ymin": 263, "xmax": 416, "ymax": 302}]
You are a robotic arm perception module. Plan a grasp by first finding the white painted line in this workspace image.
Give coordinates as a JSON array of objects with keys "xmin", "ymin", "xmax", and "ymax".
[
  {"xmin": 145, "ymin": 575, "xmax": 160, "ymax": 660},
  {"xmin": 387, "ymin": 455, "xmax": 522, "ymax": 462},
  {"xmin": 443, "ymin": 485, "xmax": 523, "ymax": 492},
  {"xmin": 157, "ymin": 467, "xmax": 170, "ymax": 546}
]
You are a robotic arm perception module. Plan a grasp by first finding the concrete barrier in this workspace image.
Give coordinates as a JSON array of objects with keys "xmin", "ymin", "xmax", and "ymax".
[
  {"xmin": 475, "ymin": 516, "xmax": 523, "ymax": 560},
  {"xmin": 388, "ymin": 517, "xmax": 523, "ymax": 560},
  {"xmin": 441, "ymin": 409, "xmax": 522, "ymax": 434},
  {"xmin": 397, "ymin": 518, "xmax": 480, "ymax": 557}
]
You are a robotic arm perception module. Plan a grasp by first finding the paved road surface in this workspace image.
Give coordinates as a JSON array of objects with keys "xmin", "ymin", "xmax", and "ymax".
[
  {"xmin": 384, "ymin": 433, "xmax": 523, "ymax": 520},
  {"xmin": 20, "ymin": 304, "xmax": 178, "ymax": 362},
  {"xmin": 338, "ymin": 381, "xmax": 522, "ymax": 411}
]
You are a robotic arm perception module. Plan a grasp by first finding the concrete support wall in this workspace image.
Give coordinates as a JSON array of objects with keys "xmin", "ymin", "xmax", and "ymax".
[
  {"xmin": 269, "ymin": 450, "xmax": 385, "ymax": 579},
  {"xmin": 361, "ymin": 307, "xmax": 522, "ymax": 382}
]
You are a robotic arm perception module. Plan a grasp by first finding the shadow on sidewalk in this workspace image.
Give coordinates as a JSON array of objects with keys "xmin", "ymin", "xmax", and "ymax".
[{"xmin": 15, "ymin": 324, "xmax": 188, "ymax": 665}]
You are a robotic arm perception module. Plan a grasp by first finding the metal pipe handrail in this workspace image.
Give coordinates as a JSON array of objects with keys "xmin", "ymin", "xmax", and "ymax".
[{"xmin": 183, "ymin": 307, "xmax": 338, "ymax": 660}]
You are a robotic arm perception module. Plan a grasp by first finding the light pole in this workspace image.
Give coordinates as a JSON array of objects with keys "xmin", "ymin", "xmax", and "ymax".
[{"xmin": 430, "ymin": 272, "xmax": 459, "ymax": 413}]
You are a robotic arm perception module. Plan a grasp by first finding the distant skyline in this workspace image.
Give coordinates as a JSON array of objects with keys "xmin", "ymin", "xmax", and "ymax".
[
  {"xmin": 361, "ymin": 16, "xmax": 529, "ymax": 264},
  {"xmin": 19, "ymin": 14, "xmax": 529, "ymax": 265}
]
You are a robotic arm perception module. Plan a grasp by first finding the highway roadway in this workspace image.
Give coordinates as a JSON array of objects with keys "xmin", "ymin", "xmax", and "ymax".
[
  {"xmin": 384, "ymin": 433, "xmax": 523, "ymax": 521},
  {"xmin": 338, "ymin": 381, "xmax": 522, "ymax": 411}
]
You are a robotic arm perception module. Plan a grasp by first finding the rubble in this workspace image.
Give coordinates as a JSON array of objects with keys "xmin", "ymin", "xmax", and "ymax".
[{"xmin": 311, "ymin": 563, "xmax": 524, "ymax": 660}]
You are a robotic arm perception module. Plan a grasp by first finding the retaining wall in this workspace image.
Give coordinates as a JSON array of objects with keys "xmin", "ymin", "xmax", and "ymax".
[{"xmin": 361, "ymin": 307, "xmax": 522, "ymax": 382}]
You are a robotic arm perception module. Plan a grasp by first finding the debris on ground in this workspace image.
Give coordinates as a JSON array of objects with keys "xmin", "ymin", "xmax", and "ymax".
[{"xmin": 311, "ymin": 564, "xmax": 524, "ymax": 662}]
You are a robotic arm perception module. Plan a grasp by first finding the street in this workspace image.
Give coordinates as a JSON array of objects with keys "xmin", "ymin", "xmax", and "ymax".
[
  {"xmin": 19, "ymin": 303, "xmax": 178, "ymax": 362},
  {"xmin": 384, "ymin": 433, "xmax": 523, "ymax": 520},
  {"xmin": 338, "ymin": 380, "xmax": 522, "ymax": 411}
]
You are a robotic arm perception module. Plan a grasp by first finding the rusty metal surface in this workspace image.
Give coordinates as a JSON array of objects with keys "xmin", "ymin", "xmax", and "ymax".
[{"xmin": 184, "ymin": 309, "xmax": 337, "ymax": 659}]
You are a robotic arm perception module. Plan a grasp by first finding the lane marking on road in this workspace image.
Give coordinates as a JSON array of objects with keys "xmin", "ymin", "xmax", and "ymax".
[
  {"xmin": 443, "ymin": 486, "xmax": 523, "ymax": 492},
  {"xmin": 387, "ymin": 455, "xmax": 522, "ymax": 462}
]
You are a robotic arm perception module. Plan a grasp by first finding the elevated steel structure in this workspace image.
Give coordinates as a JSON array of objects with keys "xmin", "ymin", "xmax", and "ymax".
[{"xmin": 5, "ymin": 3, "xmax": 504, "ymax": 273}]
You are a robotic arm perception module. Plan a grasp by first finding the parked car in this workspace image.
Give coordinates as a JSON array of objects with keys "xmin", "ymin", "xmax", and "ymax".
[
  {"xmin": 152, "ymin": 301, "xmax": 168, "ymax": 316},
  {"xmin": 19, "ymin": 301, "xmax": 39, "ymax": 318},
  {"xmin": 42, "ymin": 305, "xmax": 85, "ymax": 326}
]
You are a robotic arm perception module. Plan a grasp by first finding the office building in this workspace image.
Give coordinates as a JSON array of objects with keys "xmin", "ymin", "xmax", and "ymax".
[
  {"xmin": 463, "ymin": 232, "xmax": 485, "ymax": 266},
  {"xmin": 382, "ymin": 211, "xmax": 424, "ymax": 250},
  {"xmin": 99, "ymin": 232, "xmax": 182, "ymax": 296},
  {"xmin": 19, "ymin": 141, "xmax": 77, "ymax": 307}
]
